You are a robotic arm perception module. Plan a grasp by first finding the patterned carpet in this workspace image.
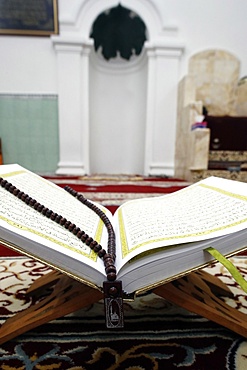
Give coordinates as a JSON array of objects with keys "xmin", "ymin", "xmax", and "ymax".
[
  {"xmin": 1, "ymin": 175, "xmax": 247, "ymax": 369},
  {"xmin": 1, "ymin": 257, "xmax": 247, "ymax": 369}
]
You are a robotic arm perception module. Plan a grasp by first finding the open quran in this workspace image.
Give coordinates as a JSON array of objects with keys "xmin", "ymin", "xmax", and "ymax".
[
  {"xmin": 1, "ymin": 163, "xmax": 247, "ymax": 342},
  {"xmin": 0, "ymin": 164, "xmax": 247, "ymax": 294}
]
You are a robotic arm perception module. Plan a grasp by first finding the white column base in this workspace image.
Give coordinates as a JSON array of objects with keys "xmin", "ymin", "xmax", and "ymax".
[
  {"xmin": 147, "ymin": 162, "xmax": 175, "ymax": 177},
  {"xmin": 56, "ymin": 161, "xmax": 87, "ymax": 176}
]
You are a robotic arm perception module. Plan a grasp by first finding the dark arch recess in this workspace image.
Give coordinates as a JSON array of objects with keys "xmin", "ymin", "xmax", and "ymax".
[{"xmin": 90, "ymin": 4, "xmax": 147, "ymax": 61}]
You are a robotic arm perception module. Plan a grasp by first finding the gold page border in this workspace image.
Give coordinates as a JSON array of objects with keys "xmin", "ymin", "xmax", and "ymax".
[
  {"xmin": 2, "ymin": 239, "xmax": 247, "ymax": 297},
  {"xmin": 135, "ymin": 244, "xmax": 247, "ymax": 296},
  {"xmin": 200, "ymin": 183, "xmax": 247, "ymax": 202},
  {"xmin": 0, "ymin": 169, "xmax": 105, "ymax": 262},
  {"xmin": 0, "ymin": 238, "xmax": 103, "ymax": 292},
  {"xmin": 119, "ymin": 183, "xmax": 247, "ymax": 258}
]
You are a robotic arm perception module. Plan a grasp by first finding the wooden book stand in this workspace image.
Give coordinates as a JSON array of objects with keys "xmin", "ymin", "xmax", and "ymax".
[{"xmin": 0, "ymin": 268, "xmax": 247, "ymax": 344}]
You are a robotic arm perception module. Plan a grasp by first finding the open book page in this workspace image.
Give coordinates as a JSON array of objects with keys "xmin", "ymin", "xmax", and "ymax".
[
  {"xmin": 0, "ymin": 164, "xmax": 109, "ymax": 276},
  {"xmin": 114, "ymin": 176, "xmax": 247, "ymax": 272}
]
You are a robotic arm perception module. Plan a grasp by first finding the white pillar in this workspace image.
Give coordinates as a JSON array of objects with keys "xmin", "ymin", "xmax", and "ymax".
[
  {"xmin": 144, "ymin": 41, "xmax": 184, "ymax": 176},
  {"xmin": 52, "ymin": 36, "xmax": 93, "ymax": 175}
]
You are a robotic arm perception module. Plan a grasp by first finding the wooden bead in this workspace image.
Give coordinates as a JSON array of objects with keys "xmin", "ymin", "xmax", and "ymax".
[
  {"xmin": 33, "ymin": 202, "xmax": 40, "ymax": 210},
  {"xmin": 90, "ymin": 240, "xmax": 98, "ymax": 249},
  {"xmin": 55, "ymin": 215, "xmax": 62, "ymax": 223},
  {"xmin": 59, "ymin": 217, "xmax": 67, "ymax": 225},
  {"xmin": 98, "ymin": 248, "xmax": 106, "ymax": 258},
  {"xmin": 81, "ymin": 234, "xmax": 88, "ymax": 242},
  {"xmin": 13, "ymin": 188, "xmax": 20, "ymax": 196},
  {"xmin": 72, "ymin": 227, "xmax": 80, "ymax": 235},
  {"xmin": 50, "ymin": 212, "xmax": 58, "ymax": 220},
  {"xmin": 103, "ymin": 253, "xmax": 111, "ymax": 260},
  {"xmin": 93, "ymin": 244, "xmax": 102, "ymax": 252},
  {"xmin": 25, "ymin": 196, "xmax": 32, "ymax": 205},
  {"xmin": 104, "ymin": 259, "xmax": 113, "ymax": 267},
  {"xmin": 76, "ymin": 230, "xmax": 85, "ymax": 238},
  {"xmin": 9, "ymin": 185, "xmax": 16, "ymax": 193},
  {"xmin": 85, "ymin": 237, "xmax": 93, "ymax": 246},
  {"xmin": 64, "ymin": 221, "xmax": 71, "ymax": 229},
  {"xmin": 107, "ymin": 272, "xmax": 116, "ymax": 281},
  {"xmin": 68, "ymin": 223, "xmax": 76, "ymax": 232},
  {"xmin": 41, "ymin": 207, "xmax": 48, "ymax": 215},
  {"xmin": 5, "ymin": 182, "xmax": 11, "ymax": 190},
  {"xmin": 1, "ymin": 179, "xmax": 7, "ymax": 186},
  {"xmin": 46, "ymin": 209, "xmax": 52, "ymax": 217},
  {"xmin": 29, "ymin": 199, "xmax": 36, "ymax": 206},
  {"xmin": 105, "ymin": 265, "xmax": 116, "ymax": 274},
  {"xmin": 37, "ymin": 204, "xmax": 44, "ymax": 212}
]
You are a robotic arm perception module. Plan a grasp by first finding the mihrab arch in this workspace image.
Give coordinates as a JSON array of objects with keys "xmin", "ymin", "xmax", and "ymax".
[{"xmin": 52, "ymin": 0, "xmax": 184, "ymax": 175}]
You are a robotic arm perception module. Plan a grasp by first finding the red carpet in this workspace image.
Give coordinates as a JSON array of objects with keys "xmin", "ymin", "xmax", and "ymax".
[{"xmin": 0, "ymin": 175, "xmax": 189, "ymax": 256}]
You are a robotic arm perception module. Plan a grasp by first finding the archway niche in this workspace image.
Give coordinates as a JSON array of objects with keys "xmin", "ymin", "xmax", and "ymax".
[{"xmin": 52, "ymin": 0, "xmax": 184, "ymax": 175}]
